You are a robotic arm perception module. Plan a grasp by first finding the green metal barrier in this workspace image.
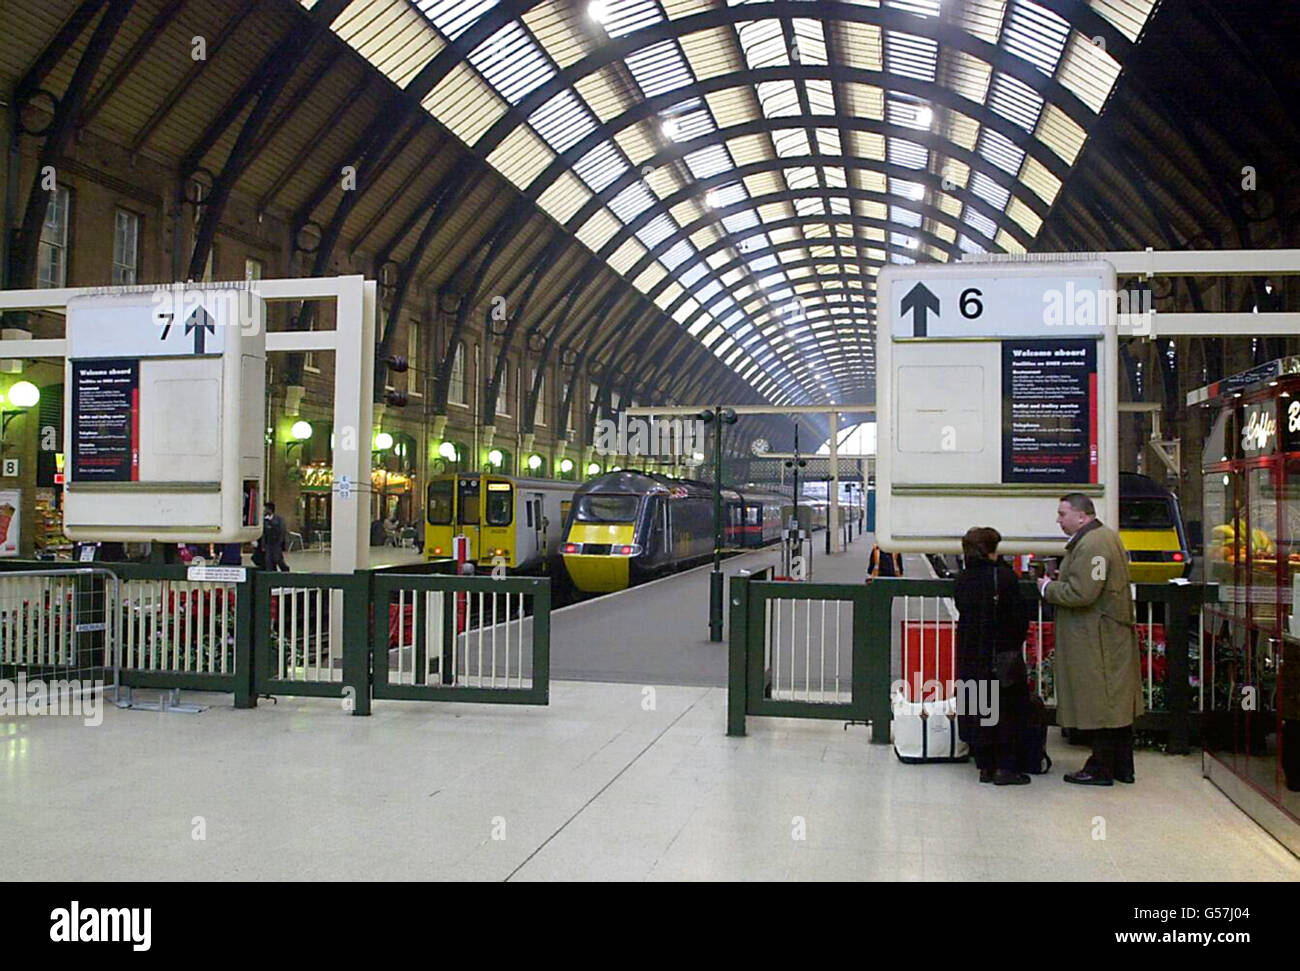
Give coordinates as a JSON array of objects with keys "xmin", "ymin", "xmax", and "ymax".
[
  {"xmin": 370, "ymin": 573, "xmax": 549, "ymax": 706},
  {"xmin": 729, "ymin": 572, "xmax": 1215, "ymax": 754}
]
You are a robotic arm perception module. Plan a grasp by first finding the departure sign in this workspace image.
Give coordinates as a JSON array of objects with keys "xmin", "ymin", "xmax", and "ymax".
[
  {"xmin": 1001, "ymin": 340, "xmax": 1098, "ymax": 482},
  {"xmin": 70, "ymin": 359, "xmax": 139, "ymax": 481}
]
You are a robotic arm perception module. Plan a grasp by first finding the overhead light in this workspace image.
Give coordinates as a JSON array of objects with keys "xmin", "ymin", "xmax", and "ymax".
[
  {"xmin": 291, "ymin": 420, "xmax": 313, "ymax": 441},
  {"xmin": 705, "ymin": 189, "xmax": 721, "ymax": 208},
  {"xmin": 559, "ymin": 458, "xmax": 575, "ymax": 473},
  {"xmin": 915, "ymin": 106, "xmax": 933, "ymax": 128},
  {"xmin": 587, "ymin": 462, "xmax": 601, "ymax": 475},
  {"xmin": 661, "ymin": 118, "xmax": 680, "ymax": 140},
  {"xmin": 7, "ymin": 381, "xmax": 38, "ymax": 409},
  {"xmin": 488, "ymin": 448, "xmax": 503, "ymax": 467},
  {"xmin": 587, "ymin": 1, "xmax": 608, "ymax": 24},
  {"xmin": 439, "ymin": 440, "xmax": 458, "ymax": 460},
  {"xmin": 527, "ymin": 453, "xmax": 542, "ymax": 471},
  {"xmin": 374, "ymin": 432, "xmax": 394, "ymax": 451}
]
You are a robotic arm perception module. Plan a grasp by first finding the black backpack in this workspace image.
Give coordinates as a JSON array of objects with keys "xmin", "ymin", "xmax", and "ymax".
[{"xmin": 1018, "ymin": 695, "xmax": 1053, "ymax": 775}]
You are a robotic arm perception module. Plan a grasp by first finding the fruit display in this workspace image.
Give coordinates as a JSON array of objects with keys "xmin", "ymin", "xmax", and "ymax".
[{"xmin": 1208, "ymin": 521, "xmax": 1276, "ymax": 562}]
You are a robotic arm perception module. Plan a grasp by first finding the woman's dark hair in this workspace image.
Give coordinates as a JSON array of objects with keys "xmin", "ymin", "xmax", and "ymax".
[{"xmin": 961, "ymin": 526, "xmax": 1002, "ymax": 559}]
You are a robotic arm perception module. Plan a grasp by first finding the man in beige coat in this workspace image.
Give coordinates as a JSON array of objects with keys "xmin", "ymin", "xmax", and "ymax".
[{"xmin": 1037, "ymin": 493, "xmax": 1143, "ymax": 786}]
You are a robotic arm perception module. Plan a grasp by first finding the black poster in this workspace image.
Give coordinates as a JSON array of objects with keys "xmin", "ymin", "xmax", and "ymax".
[
  {"xmin": 71, "ymin": 359, "xmax": 139, "ymax": 482},
  {"xmin": 1001, "ymin": 339, "xmax": 1097, "ymax": 483}
]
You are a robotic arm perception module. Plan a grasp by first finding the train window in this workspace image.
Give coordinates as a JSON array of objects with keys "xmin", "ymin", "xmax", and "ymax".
[
  {"xmin": 746, "ymin": 507, "xmax": 760, "ymax": 525},
  {"xmin": 575, "ymin": 494, "xmax": 640, "ymax": 522},
  {"xmin": 427, "ymin": 480, "xmax": 453, "ymax": 525},
  {"xmin": 526, "ymin": 501, "xmax": 533, "ymax": 529},
  {"xmin": 486, "ymin": 484, "xmax": 513, "ymax": 526},
  {"xmin": 1120, "ymin": 498, "xmax": 1176, "ymax": 530},
  {"xmin": 458, "ymin": 478, "xmax": 480, "ymax": 525}
]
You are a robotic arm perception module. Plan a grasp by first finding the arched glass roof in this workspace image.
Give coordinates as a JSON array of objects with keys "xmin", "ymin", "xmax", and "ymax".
[{"xmin": 303, "ymin": 0, "xmax": 1158, "ymax": 405}]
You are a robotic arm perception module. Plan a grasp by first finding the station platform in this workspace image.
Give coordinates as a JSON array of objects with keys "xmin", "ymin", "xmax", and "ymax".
[{"xmin": 5, "ymin": 681, "xmax": 1296, "ymax": 882}]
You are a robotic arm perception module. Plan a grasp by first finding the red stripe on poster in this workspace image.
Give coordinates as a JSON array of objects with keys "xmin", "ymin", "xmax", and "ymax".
[
  {"xmin": 1088, "ymin": 371, "xmax": 1098, "ymax": 483},
  {"xmin": 131, "ymin": 386, "xmax": 140, "ymax": 481}
]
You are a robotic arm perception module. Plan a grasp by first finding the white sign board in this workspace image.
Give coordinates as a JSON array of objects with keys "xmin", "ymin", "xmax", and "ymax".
[
  {"xmin": 64, "ymin": 286, "xmax": 260, "ymax": 359},
  {"xmin": 187, "ymin": 566, "xmax": 247, "ymax": 583},
  {"xmin": 876, "ymin": 261, "xmax": 1119, "ymax": 555}
]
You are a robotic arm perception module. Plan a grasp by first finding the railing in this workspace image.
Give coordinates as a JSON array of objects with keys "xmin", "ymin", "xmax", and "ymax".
[
  {"xmin": 371, "ymin": 573, "xmax": 549, "ymax": 705},
  {"xmin": 729, "ymin": 573, "xmax": 1216, "ymax": 752}
]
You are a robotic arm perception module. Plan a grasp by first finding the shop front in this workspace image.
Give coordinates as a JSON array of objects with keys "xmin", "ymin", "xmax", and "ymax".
[{"xmin": 1194, "ymin": 356, "xmax": 1300, "ymax": 849}]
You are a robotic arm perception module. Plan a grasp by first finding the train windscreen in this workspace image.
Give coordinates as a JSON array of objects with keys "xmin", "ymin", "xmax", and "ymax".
[
  {"xmin": 574, "ymin": 494, "xmax": 640, "ymax": 523},
  {"xmin": 1120, "ymin": 497, "xmax": 1176, "ymax": 530},
  {"xmin": 458, "ymin": 477, "xmax": 481, "ymax": 525},
  {"xmin": 427, "ymin": 479, "xmax": 453, "ymax": 525},
  {"xmin": 486, "ymin": 482, "xmax": 513, "ymax": 525}
]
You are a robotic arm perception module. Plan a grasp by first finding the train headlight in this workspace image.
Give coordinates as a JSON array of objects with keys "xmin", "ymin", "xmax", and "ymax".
[
  {"xmin": 434, "ymin": 546, "xmax": 443, "ymax": 555},
  {"xmin": 613, "ymin": 544, "xmax": 641, "ymax": 556},
  {"xmin": 563, "ymin": 543, "xmax": 580, "ymax": 554}
]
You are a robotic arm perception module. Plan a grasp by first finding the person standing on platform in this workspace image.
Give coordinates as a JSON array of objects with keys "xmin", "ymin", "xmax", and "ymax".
[
  {"xmin": 219, "ymin": 542, "xmax": 243, "ymax": 566},
  {"xmin": 955, "ymin": 527, "xmax": 1030, "ymax": 785},
  {"xmin": 260, "ymin": 502, "xmax": 291, "ymax": 572},
  {"xmin": 1037, "ymin": 493, "xmax": 1142, "ymax": 786}
]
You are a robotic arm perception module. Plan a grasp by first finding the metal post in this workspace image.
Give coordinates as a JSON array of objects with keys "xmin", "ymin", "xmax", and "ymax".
[{"xmin": 710, "ymin": 406, "xmax": 724, "ymax": 642}]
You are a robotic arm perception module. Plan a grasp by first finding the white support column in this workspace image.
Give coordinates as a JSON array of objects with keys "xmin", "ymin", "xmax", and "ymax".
[
  {"xmin": 329, "ymin": 277, "xmax": 375, "ymax": 574},
  {"xmin": 829, "ymin": 411, "xmax": 840, "ymax": 553}
]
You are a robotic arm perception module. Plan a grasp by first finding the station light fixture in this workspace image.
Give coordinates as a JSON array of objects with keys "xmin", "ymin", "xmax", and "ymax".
[
  {"xmin": 587, "ymin": 0, "xmax": 608, "ymax": 24},
  {"xmin": 586, "ymin": 462, "xmax": 601, "ymax": 475},
  {"xmin": 374, "ymin": 432, "xmax": 394, "ymax": 451},
  {"xmin": 7, "ymin": 381, "xmax": 39, "ymax": 408},
  {"xmin": 488, "ymin": 448, "xmax": 503, "ymax": 468},
  {"xmin": 527, "ymin": 454, "xmax": 542, "ymax": 471},
  {"xmin": 290, "ymin": 420, "xmax": 313, "ymax": 441},
  {"xmin": 559, "ymin": 458, "xmax": 574, "ymax": 474},
  {"xmin": 439, "ymin": 441, "xmax": 458, "ymax": 461}
]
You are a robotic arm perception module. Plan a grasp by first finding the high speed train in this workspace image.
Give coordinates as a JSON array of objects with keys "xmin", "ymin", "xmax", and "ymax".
[{"xmin": 560, "ymin": 471, "xmax": 794, "ymax": 593}]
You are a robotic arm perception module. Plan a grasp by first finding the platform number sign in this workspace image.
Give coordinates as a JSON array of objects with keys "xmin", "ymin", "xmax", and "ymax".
[
  {"xmin": 337, "ymin": 475, "xmax": 352, "ymax": 499},
  {"xmin": 898, "ymin": 283, "xmax": 985, "ymax": 336}
]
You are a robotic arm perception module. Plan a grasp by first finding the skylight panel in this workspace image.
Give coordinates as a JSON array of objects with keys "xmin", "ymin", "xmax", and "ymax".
[
  {"xmin": 890, "ymin": 177, "xmax": 926, "ymax": 201},
  {"xmin": 977, "ymin": 127, "xmax": 1025, "ymax": 175},
  {"xmin": 792, "ymin": 19, "xmax": 828, "ymax": 64},
  {"xmin": 685, "ymin": 144, "xmax": 734, "ymax": 179},
  {"xmin": 602, "ymin": 0, "xmax": 664, "ymax": 39},
  {"xmin": 1088, "ymin": 0, "xmax": 1158, "ymax": 43},
  {"xmin": 529, "ymin": 89, "xmax": 598, "ymax": 154},
  {"xmin": 756, "ymin": 79, "xmax": 801, "ymax": 118},
  {"xmin": 963, "ymin": 206, "xmax": 997, "ymax": 239},
  {"xmin": 759, "ymin": 272, "xmax": 787, "ymax": 290},
  {"xmin": 748, "ymin": 254, "xmax": 779, "ymax": 273},
  {"xmin": 773, "ymin": 128, "xmax": 812, "ymax": 158},
  {"xmin": 794, "ymin": 198, "xmax": 826, "ymax": 217},
  {"xmin": 662, "ymin": 97, "xmax": 715, "ymax": 140},
  {"xmin": 784, "ymin": 165, "xmax": 818, "ymax": 190},
  {"xmin": 573, "ymin": 141, "xmax": 628, "ymax": 192},
  {"xmin": 696, "ymin": 279, "xmax": 723, "ymax": 304},
  {"xmin": 885, "ymin": 31, "xmax": 939, "ymax": 82},
  {"xmin": 722, "ymin": 210, "xmax": 760, "ymax": 233},
  {"xmin": 828, "ymin": 197, "xmax": 852, "ymax": 215},
  {"xmin": 660, "ymin": 239, "xmax": 695, "ymax": 270},
  {"xmin": 468, "ymin": 21, "xmax": 555, "ymax": 105},
  {"xmin": 1001, "ymin": 0, "xmax": 1071, "ymax": 76},
  {"xmin": 1057, "ymin": 33, "xmax": 1121, "ymax": 113},
  {"xmin": 417, "ymin": 0, "xmax": 497, "ymax": 41},
  {"xmin": 737, "ymin": 19, "xmax": 789, "ymax": 69},
  {"xmin": 887, "ymin": 138, "xmax": 929, "ymax": 169},
  {"xmin": 969, "ymin": 169, "xmax": 1012, "ymax": 209},
  {"xmin": 679, "ymin": 261, "xmax": 709, "ymax": 289},
  {"xmin": 886, "ymin": 0, "xmax": 943, "ymax": 19},
  {"xmin": 608, "ymin": 181, "xmax": 657, "ymax": 223},
  {"xmin": 887, "ymin": 97, "xmax": 934, "ymax": 130},
  {"xmin": 987, "ymin": 72, "xmax": 1045, "ymax": 132},
  {"xmin": 890, "ymin": 206, "xmax": 923, "ymax": 227},
  {"xmin": 625, "ymin": 40, "xmax": 694, "ymax": 98},
  {"xmin": 958, "ymin": 234, "xmax": 986, "ymax": 253},
  {"xmin": 824, "ymin": 166, "xmax": 847, "ymax": 188},
  {"xmin": 806, "ymin": 79, "xmax": 835, "ymax": 114},
  {"xmin": 708, "ymin": 182, "xmax": 748, "ymax": 208},
  {"xmin": 957, "ymin": 0, "xmax": 1008, "ymax": 44},
  {"xmin": 815, "ymin": 128, "xmax": 842, "ymax": 155}
]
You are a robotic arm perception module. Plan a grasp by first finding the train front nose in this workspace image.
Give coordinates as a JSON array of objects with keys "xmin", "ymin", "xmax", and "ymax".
[{"xmin": 561, "ymin": 523, "xmax": 636, "ymax": 592}]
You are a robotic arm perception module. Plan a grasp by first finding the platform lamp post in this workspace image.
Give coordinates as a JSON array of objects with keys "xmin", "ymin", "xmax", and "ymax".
[{"xmin": 699, "ymin": 406, "xmax": 737, "ymax": 642}]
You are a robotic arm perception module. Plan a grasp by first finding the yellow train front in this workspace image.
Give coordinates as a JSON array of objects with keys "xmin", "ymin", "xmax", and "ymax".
[
  {"xmin": 1118, "ymin": 472, "xmax": 1192, "ymax": 582},
  {"xmin": 424, "ymin": 472, "xmax": 572, "ymax": 573},
  {"xmin": 560, "ymin": 472, "xmax": 719, "ymax": 593}
]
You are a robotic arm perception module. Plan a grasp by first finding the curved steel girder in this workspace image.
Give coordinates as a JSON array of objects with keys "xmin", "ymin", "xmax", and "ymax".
[
  {"xmin": 523, "ymin": 285, "xmax": 625, "ymax": 435},
  {"xmin": 12, "ymin": 0, "xmax": 134, "ymax": 289},
  {"xmin": 425, "ymin": 204, "xmax": 552, "ymax": 303},
  {"xmin": 188, "ymin": 3, "xmax": 345, "ymax": 280},
  {"xmin": 372, "ymin": 158, "xmax": 473, "ymax": 267},
  {"xmin": 77, "ymin": 0, "xmax": 186, "ymax": 128},
  {"xmin": 549, "ymin": 85, "xmax": 1058, "ymax": 244},
  {"xmin": 478, "ymin": 1, "xmax": 1101, "ymax": 163},
  {"xmin": 15, "ymin": 0, "xmax": 105, "ymax": 107}
]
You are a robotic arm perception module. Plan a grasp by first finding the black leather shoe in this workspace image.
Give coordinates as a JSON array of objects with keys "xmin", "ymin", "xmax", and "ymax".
[
  {"xmin": 993, "ymin": 770, "xmax": 1031, "ymax": 786},
  {"xmin": 979, "ymin": 769, "xmax": 995, "ymax": 784},
  {"xmin": 1115, "ymin": 772, "xmax": 1135, "ymax": 784},
  {"xmin": 1064, "ymin": 770, "xmax": 1113, "ymax": 786}
]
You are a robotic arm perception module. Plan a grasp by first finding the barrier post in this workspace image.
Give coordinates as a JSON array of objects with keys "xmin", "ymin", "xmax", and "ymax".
[
  {"xmin": 343, "ymin": 571, "xmax": 371, "ymax": 716},
  {"xmin": 863, "ymin": 581, "xmax": 894, "ymax": 743},
  {"xmin": 233, "ymin": 573, "xmax": 255, "ymax": 709},
  {"xmin": 727, "ymin": 572, "xmax": 751, "ymax": 736}
]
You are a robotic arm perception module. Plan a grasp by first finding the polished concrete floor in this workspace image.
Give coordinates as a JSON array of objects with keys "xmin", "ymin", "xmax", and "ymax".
[{"xmin": 2, "ymin": 680, "xmax": 1296, "ymax": 881}]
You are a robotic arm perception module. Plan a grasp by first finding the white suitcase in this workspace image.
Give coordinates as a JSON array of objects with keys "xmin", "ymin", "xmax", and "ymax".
[{"xmin": 891, "ymin": 691, "xmax": 969, "ymax": 763}]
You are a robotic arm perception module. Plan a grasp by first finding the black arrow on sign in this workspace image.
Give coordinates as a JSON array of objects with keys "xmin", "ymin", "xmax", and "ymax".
[
  {"xmin": 900, "ymin": 282, "xmax": 940, "ymax": 337},
  {"xmin": 185, "ymin": 305, "xmax": 216, "ymax": 354}
]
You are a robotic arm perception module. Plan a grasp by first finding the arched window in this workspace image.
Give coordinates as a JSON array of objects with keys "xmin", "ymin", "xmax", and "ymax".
[{"xmin": 449, "ymin": 341, "xmax": 467, "ymax": 405}]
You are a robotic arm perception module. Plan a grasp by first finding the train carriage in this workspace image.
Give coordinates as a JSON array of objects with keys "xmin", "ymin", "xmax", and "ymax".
[{"xmin": 425, "ymin": 473, "xmax": 573, "ymax": 572}]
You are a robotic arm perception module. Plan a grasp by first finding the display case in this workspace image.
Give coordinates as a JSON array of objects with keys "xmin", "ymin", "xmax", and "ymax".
[
  {"xmin": 1194, "ymin": 357, "xmax": 1300, "ymax": 846},
  {"xmin": 33, "ymin": 487, "xmax": 73, "ymax": 560}
]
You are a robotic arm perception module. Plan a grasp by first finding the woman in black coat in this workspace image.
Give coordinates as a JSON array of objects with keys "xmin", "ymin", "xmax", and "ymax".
[{"xmin": 954, "ymin": 526, "xmax": 1031, "ymax": 785}]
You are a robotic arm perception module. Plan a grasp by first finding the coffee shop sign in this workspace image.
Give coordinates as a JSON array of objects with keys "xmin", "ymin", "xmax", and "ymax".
[{"xmin": 1241, "ymin": 407, "xmax": 1277, "ymax": 453}]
